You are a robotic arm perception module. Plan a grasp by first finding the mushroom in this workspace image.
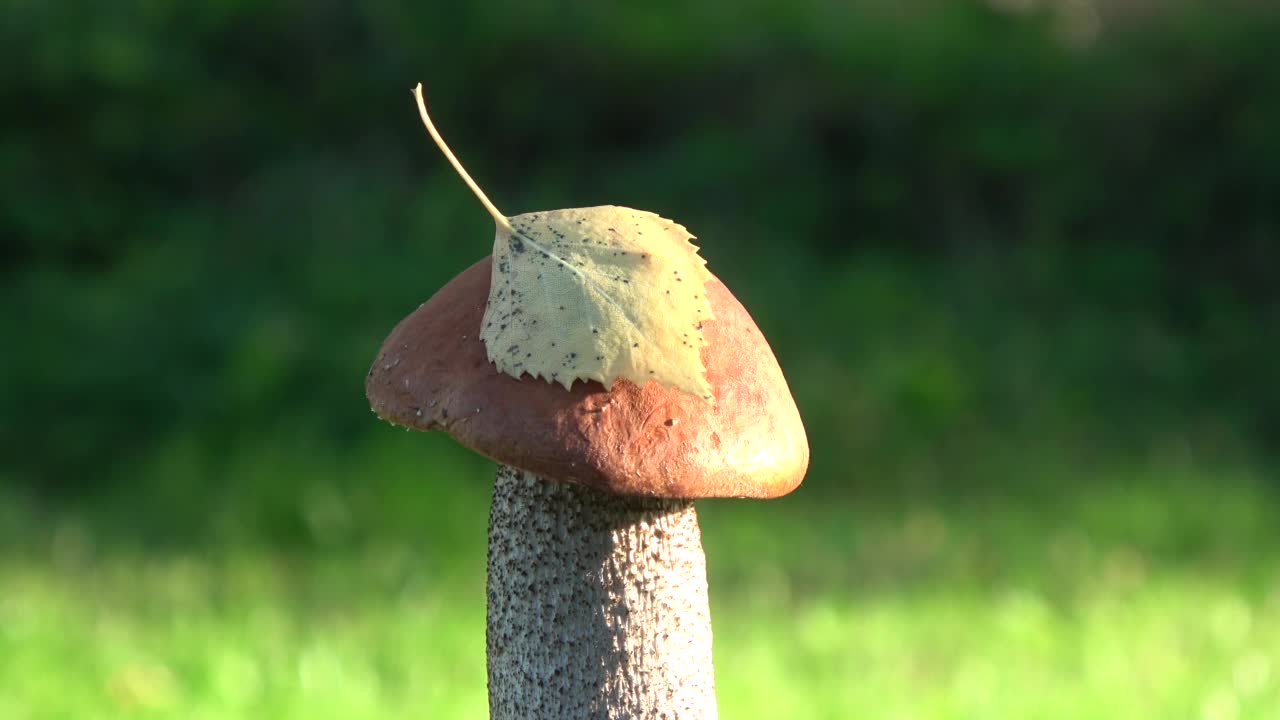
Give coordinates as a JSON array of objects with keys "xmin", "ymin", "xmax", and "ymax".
[{"xmin": 366, "ymin": 256, "xmax": 808, "ymax": 718}]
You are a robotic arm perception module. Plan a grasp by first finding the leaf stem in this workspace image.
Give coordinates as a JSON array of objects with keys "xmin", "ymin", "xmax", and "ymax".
[{"xmin": 412, "ymin": 83, "xmax": 512, "ymax": 233}]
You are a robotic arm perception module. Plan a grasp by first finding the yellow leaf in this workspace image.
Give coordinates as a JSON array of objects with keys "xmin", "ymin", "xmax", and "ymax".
[
  {"xmin": 411, "ymin": 84, "xmax": 715, "ymax": 402},
  {"xmin": 482, "ymin": 206, "xmax": 714, "ymax": 401}
]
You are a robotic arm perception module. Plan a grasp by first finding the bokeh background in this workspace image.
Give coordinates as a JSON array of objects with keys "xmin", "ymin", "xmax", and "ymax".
[{"xmin": 4, "ymin": 1, "xmax": 1279, "ymax": 717}]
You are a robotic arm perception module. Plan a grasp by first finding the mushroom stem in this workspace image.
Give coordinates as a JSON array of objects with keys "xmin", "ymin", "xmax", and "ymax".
[{"xmin": 486, "ymin": 464, "xmax": 718, "ymax": 719}]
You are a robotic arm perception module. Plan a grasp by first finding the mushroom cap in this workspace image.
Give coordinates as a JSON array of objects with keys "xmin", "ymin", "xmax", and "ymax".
[{"xmin": 366, "ymin": 257, "xmax": 808, "ymax": 499}]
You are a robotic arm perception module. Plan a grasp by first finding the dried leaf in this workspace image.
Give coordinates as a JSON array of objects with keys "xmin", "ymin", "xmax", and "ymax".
[
  {"xmin": 409, "ymin": 85, "xmax": 715, "ymax": 402},
  {"xmin": 481, "ymin": 206, "xmax": 714, "ymax": 401}
]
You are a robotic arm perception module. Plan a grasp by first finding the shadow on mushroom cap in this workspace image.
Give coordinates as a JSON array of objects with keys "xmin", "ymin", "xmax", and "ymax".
[{"xmin": 366, "ymin": 257, "xmax": 808, "ymax": 499}]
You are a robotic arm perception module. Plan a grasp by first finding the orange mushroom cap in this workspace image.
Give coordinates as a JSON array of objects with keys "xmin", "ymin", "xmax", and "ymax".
[{"xmin": 366, "ymin": 256, "xmax": 808, "ymax": 499}]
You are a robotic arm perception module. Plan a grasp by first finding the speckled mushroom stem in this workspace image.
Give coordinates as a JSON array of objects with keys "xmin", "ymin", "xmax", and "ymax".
[{"xmin": 486, "ymin": 464, "xmax": 718, "ymax": 719}]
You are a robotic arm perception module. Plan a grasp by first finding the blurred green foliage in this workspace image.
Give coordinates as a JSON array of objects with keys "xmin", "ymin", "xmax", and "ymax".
[{"xmin": 4, "ymin": 1, "xmax": 1277, "ymax": 508}]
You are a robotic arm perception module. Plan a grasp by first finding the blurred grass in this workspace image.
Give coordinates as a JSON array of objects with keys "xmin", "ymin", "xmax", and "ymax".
[{"xmin": 2, "ymin": 450, "xmax": 1278, "ymax": 718}]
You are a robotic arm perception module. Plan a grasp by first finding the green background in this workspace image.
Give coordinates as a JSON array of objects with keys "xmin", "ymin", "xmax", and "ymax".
[{"xmin": 3, "ymin": 2, "xmax": 1279, "ymax": 717}]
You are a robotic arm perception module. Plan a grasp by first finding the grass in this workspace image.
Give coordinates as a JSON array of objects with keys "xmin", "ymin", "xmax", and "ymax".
[{"xmin": 3, "ymin": 439, "xmax": 1278, "ymax": 719}]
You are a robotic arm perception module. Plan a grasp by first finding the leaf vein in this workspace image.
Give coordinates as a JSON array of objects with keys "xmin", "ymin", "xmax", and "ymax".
[{"xmin": 512, "ymin": 228, "xmax": 645, "ymax": 338}]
